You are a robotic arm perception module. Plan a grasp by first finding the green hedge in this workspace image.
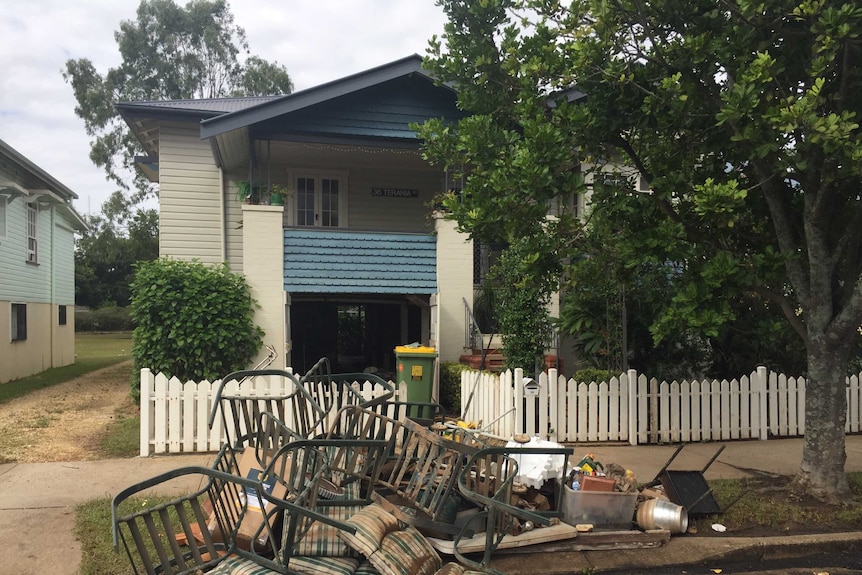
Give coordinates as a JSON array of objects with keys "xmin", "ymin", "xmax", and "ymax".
[
  {"xmin": 129, "ymin": 259, "xmax": 263, "ymax": 399},
  {"xmin": 572, "ymin": 368, "xmax": 617, "ymax": 384},
  {"xmin": 75, "ymin": 306, "xmax": 136, "ymax": 332},
  {"xmin": 439, "ymin": 361, "xmax": 467, "ymax": 414}
]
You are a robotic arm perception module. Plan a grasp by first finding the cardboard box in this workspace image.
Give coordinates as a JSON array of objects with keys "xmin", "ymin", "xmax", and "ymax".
[{"xmin": 209, "ymin": 448, "xmax": 288, "ymax": 550}]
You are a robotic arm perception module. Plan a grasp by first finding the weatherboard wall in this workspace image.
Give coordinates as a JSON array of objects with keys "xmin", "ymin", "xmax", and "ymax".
[
  {"xmin": 345, "ymin": 167, "xmax": 441, "ymax": 232},
  {"xmin": 158, "ymin": 122, "xmax": 224, "ymax": 264}
]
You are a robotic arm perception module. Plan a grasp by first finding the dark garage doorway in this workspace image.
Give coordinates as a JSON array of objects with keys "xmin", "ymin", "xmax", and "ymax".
[{"xmin": 289, "ymin": 298, "xmax": 422, "ymax": 377}]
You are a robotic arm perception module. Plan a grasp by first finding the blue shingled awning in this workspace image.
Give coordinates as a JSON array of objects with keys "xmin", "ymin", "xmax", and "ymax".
[{"xmin": 283, "ymin": 229, "xmax": 437, "ymax": 294}]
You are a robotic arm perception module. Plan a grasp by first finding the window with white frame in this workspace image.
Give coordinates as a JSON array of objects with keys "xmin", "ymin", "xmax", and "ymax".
[
  {"xmin": 0, "ymin": 195, "xmax": 7, "ymax": 239},
  {"xmin": 295, "ymin": 175, "xmax": 344, "ymax": 227},
  {"xmin": 11, "ymin": 303, "xmax": 27, "ymax": 341},
  {"xmin": 26, "ymin": 202, "xmax": 37, "ymax": 263}
]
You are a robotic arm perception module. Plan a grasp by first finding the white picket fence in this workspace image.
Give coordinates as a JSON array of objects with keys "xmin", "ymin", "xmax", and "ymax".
[
  {"xmin": 141, "ymin": 365, "xmax": 862, "ymax": 454},
  {"xmin": 460, "ymin": 366, "xmax": 862, "ymax": 445},
  {"xmin": 138, "ymin": 368, "xmax": 402, "ymax": 456}
]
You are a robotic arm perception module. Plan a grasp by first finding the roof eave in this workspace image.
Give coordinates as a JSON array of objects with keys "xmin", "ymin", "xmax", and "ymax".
[{"xmin": 0, "ymin": 138, "xmax": 79, "ymax": 201}]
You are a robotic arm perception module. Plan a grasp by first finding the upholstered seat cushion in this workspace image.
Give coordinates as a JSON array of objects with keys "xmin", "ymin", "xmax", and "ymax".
[
  {"xmin": 295, "ymin": 503, "xmax": 365, "ymax": 557},
  {"xmin": 208, "ymin": 554, "xmax": 360, "ymax": 575},
  {"xmin": 293, "ymin": 481, "xmax": 365, "ymax": 558},
  {"xmin": 336, "ymin": 503, "xmax": 442, "ymax": 575}
]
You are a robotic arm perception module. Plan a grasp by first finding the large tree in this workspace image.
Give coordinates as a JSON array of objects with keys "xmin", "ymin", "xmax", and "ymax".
[
  {"xmin": 76, "ymin": 192, "xmax": 159, "ymax": 308},
  {"xmin": 64, "ymin": 0, "xmax": 294, "ymax": 201},
  {"xmin": 419, "ymin": 0, "xmax": 862, "ymax": 501}
]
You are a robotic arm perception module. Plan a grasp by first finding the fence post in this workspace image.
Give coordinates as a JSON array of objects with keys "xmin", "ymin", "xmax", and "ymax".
[
  {"xmin": 627, "ymin": 369, "xmax": 638, "ymax": 446},
  {"xmin": 547, "ymin": 368, "xmax": 558, "ymax": 442},
  {"xmin": 514, "ymin": 368, "xmax": 524, "ymax": 435},
  {"xmin": 757, "ymin": 365, "xmax": 768, "ymax": 440},
  {"xmin": 139, "ymin": 368, "xmax": 152, "ymax": 457}
]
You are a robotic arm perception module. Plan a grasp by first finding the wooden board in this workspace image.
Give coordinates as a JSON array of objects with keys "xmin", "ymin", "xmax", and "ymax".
[
  {"xmin": 427, "ymin": 522, "xmax": 579, "ymax": 555},
  {"xmin": 497, "ymin": 528, "xmax": 671, "ymax": 554}
]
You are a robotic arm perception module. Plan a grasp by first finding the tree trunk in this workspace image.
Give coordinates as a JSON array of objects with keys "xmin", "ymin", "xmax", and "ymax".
[{"xmin": 794, "ymin": 334, "xmax": 852, "ymax": 503}]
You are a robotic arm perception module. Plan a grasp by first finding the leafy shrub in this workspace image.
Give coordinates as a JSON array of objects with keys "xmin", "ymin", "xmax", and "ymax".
[
  {"xmin": 487, "ymin": 236, "xmax": 558, "ymax": 375},
  {"xmin": 572, "ymin": 368, "xmax": 617, "ymax": 384},
  {"xmin": 75, "ymin": 306, "xmax": 136, "ymax": 332},
  {"xmin": 439, "ymin": 361, "xmax": 466, "ymax": 414},
  {"xmin": 129, "ymin": 258, "xmax": 264, "ymax": 398}
]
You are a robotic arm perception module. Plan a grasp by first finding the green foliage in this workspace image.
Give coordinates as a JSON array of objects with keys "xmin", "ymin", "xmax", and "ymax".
[
  {"xmin": 75, "ymin": 196, "xmax": 159, "ymax": 309},
  {"xmin": 63, "ymin": 0, "xmax": 293, "ymax": 201},
  {"xmin": 75, "ymin": 306, "xmax": 136, "ymax": 332},
  {"xmin": 488, "ymin": 235, "xmax": 559, "ymax": 375},
  {"xmin": 572, "ymin": 369, "xmax": 617, "ymax": 385},
  {"xmin": 424, "ymin": 0, "xmax": 862, "ymax": 494},
  {"xmin": 439, "ymin": 361, "xmax": 466, "ymax": 413},
  {"xmin": 130, "ymin": 258, "xmax": 263, "ymax": 396}
]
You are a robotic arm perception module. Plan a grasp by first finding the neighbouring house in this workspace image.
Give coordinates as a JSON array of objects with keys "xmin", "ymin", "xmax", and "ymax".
[
  {"xmin": 0, "ymin": 138, "xmax": 87, "ymax": 384},
  {"xmin": 116, "ymin": 54, "xmax": 569, "ymax": 383}
]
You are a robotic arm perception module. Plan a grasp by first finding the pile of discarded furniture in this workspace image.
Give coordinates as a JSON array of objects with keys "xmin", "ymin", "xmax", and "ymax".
[{"xmin": 112, "ymin": 359, "xmax": 574, "ymax": 575}]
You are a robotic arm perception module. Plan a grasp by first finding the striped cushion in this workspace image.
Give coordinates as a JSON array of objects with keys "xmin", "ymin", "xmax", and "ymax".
[
  {"xmin": 289, "ymin": 556, "xmax": 360, "ymax": 575},
  {"xmin": 336, "ymin": 504, "xmax": 442, "ymax": 575},
  {"xmin": 336, "ymin": 503, "xmax": 402, "ymax": 558},
  {"xmin": 295, "ymin": 503, "xmax": 365, "ymax": 557},
  {"xmin": 373, "ymin": 528, "xmax": 441, "ymax": 575},
  {"xmin": 354, "ymin": 560, "xmax": 380, "ymax": 575},
  {"xmin": 208, "ymin": 555, "xmax": 280, "ymax": 575},
  {"xmin": 433, "ymin": 565, "xmax": 466, "ymax": 575},
  {"xmin": 430, "ymin": 564, "xmax": 487, "ymax": 575}
]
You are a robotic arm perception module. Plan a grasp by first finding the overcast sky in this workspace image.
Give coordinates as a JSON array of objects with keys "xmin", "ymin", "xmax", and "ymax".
[{"xmin": 0, "ymin": 0, "xmax": 449, "ymax": 216}]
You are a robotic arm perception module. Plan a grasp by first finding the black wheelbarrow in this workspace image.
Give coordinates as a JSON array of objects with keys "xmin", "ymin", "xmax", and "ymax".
[{"xmin": 647, "ymin": 444, "xmax": 725, "ymax": 516}]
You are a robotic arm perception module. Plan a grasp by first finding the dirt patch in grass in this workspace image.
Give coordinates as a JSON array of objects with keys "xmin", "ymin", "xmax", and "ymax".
[{"xmin": 0, "ymin": 361, "xmax": 135, "ymax": 463}]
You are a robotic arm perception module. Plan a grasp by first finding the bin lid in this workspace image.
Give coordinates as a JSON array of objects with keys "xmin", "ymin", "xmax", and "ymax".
[{"xmin": 394, "ymin": 345, "xmax": 437, "ymax": 355}]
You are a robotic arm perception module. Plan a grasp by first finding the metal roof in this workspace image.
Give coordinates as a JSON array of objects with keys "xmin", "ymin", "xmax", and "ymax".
[
  {"xmin": 116, "ymin": 95, "xmax": 282, "ymax": 116},
  {"xmin": 283, "ymin": 229, "xmax": 436, "ymax": 294}
]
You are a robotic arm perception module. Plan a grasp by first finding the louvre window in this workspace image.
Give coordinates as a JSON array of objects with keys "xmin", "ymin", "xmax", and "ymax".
[
  {"xmin": 26, "ymin": 202, "xmax": 37, "ymax": 263},
  {"xmin": 0, "ymin": 196, "xmax": 7, "ymax": 239},
  {"xmin": 11, "ymin": 303, "xmax": 27, "ymax": 341}
]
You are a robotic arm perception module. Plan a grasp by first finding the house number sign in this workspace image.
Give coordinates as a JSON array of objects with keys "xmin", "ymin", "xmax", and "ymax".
[{"xmin": 372, "ymin": 187, "xmax": 419, "ymax": 198}]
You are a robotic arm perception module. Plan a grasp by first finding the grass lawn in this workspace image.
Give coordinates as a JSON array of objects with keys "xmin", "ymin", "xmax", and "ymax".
[
  {"xmin": 77, "ymin": 495, "xmax": 177, "ymax": 575},
  {"xmin": 0, "ymin": 332, "xmax": 132, "ymax": 404}
]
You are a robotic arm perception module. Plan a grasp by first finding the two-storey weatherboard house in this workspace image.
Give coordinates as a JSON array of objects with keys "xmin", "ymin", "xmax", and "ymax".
[
  {"xmin": 116, "ymin": 55, "xmax": 566, "ymax": 381},
  {"xmin": 0, "ymin": 138, "xmax": 87, "ymax": 383}
]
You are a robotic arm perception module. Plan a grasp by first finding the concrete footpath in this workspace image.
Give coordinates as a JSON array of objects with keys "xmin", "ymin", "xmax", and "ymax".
[{"xmin": 1, "ymin": 437, "xmax": 861, "ymax": 574}]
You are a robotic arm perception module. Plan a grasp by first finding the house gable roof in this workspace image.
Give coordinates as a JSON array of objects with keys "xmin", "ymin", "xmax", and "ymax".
[
  {"xmin": 116, "ymin": 54, "xmax": 463, "ymax": 173},
  {"xmin": 200, "ymin": 54, "xmax": 453, "ymax": 140},
  {"xmin": 0, "ymin": 138, "xmax": 87, "ymax": 231}
]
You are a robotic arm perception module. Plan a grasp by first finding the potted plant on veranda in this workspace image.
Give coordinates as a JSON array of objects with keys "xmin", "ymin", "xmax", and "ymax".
[
  {"xmin": 268, "ymin": 184, "xmax": 291, "ymax": 206},
  {"xmin": 234, "ymin": 181, "xmax": 265, "ymax": 204}
]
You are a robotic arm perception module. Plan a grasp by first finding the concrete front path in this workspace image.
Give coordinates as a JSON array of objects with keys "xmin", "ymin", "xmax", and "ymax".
[{"xmin": 0, "ymin": 454, "xmax": 212, "ymax": 575}]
